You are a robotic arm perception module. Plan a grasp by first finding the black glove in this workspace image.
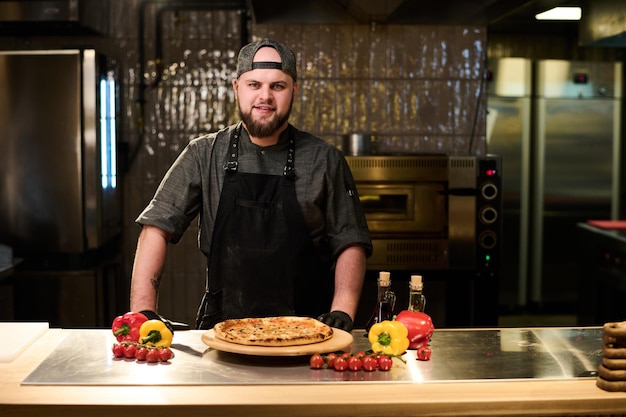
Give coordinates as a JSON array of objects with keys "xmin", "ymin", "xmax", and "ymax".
[
  {"xmin": 318, "ymin": 310, "xmax": 353, "ymax": 332},
  {"xmin": 140, "ymin": 310, "xmax": 190, "ymax": 333}
]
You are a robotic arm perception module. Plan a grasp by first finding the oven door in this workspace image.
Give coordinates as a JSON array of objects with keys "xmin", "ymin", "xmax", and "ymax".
[{"xmin": 356, "ymin": 183, "xmax": 447, "ymax": 236}]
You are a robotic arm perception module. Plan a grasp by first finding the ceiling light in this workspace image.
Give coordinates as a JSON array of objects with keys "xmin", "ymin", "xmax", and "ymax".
[{"xmin": 535, "ymin": 6, "xmax": 582, "ymax": 20}]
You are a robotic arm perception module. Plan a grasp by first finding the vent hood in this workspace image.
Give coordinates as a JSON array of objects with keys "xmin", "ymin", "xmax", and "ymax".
[
  {"xmin": 0, "ymin": 0, "xmax": 110, "ymax": 36},
  {"xmin": 579, "ymin": 0, "xmax": 626, "ymax": 47}
]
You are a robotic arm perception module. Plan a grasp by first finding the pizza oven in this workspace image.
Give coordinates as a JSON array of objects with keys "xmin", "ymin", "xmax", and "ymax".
[{"xmin": 347, "ymin": 155, "xmax": 503, "ymax": 327}]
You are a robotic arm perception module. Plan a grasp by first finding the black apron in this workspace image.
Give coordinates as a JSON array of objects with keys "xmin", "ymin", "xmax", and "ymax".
[{"xmin": 196, "ymin": 124, "xmax": 332, "ymax": 329}]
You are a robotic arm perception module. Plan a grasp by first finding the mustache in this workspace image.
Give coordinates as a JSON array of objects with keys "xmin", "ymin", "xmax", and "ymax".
[{"xmin": 238, "ymin": 95, "xmax": 294, "ymax": 138}]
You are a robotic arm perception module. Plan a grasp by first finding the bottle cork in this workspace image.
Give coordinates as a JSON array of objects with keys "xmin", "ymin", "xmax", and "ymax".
[
  {"xmin": 379, "ymin": 271, "xmax": 391, "ymax": 286},
  {"xmin": 410, "ymin": 274, "xmax": 423, "ymax": 290}
]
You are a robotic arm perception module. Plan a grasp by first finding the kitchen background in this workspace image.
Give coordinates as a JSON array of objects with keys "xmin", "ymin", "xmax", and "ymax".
[{"xmin": 0, "ymin": 0, "xmax": 624, "ymax": 329}]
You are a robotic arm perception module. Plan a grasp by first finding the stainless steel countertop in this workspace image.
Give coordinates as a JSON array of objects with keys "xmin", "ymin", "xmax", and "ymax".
[{"xmin": 22, "ymin": 327, "xmax": 602, "ymax": 386}]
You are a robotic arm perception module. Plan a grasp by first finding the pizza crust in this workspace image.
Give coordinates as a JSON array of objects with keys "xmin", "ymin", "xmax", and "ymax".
[{"xmin": 213, "ymin": 316, "xmax": 334, "ymax": 347}]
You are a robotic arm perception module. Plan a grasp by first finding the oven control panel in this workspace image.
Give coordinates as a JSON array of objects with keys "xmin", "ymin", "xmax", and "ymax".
[
  {"xmin": 477, "ymin": 155, "xmax": 502, "ymax": 275},
  {"xmin": 474, "ymin": 155, "xmax": 502, "ymax": 325}
]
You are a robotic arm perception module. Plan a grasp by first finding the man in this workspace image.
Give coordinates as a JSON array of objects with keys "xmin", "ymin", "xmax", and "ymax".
[{"xmin": 130, "ymin": 39, "xmax": 372, "ymax": 332}]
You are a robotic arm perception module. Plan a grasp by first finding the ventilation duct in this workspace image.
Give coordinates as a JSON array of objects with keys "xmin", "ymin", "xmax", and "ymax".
[
  {"xmin": 579, "ymin": 0, "xmax": 626, "ymax": 47},
  {"xmin": 0, "ymin": 0, "xmax": 110, "ymax": 36}
]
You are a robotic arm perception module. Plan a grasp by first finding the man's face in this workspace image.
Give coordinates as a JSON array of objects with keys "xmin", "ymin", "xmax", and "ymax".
[{"xmin": 233, "ymin": 47, "xmax": 298, "ymax": 139}]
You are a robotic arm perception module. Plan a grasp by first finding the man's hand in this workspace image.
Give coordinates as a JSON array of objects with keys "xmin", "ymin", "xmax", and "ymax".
[
  {"xmin": 318, "ymin": 310, "xmax": 353, "ymax": 332},
  {"xmin": 139, "ymin": 310, "xmax": 190, "ymax": 332}
]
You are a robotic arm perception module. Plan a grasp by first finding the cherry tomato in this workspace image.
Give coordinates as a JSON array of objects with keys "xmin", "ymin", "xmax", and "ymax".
[
  {"xmin": 340, "ymin": 351, "xmax": 351, "ymax": 360},
  {"xmin": 353, "ymin": 350, "xmax": 367, "ymax": 359},
  {"xmin": 135, "ymin": 346, "xmax": 148, "ymax": 361},
  {"xmin": 362, "ymin": 356, "xmax": 378, "ymax": 372},
  {"xmin": 309, "ymin": 353, "xmax": 325, "ymax": 369},
  {"xmin": 325, "ymin": 352, "xmax": 337, "ymax": 369},
  {"xmin": 378, "ymin": 355, "xmax": 393, "ymax": 371},
  {"xmin": 146, "ymin": 347, "xmax": 160, "ymax": 363},
  {"xmin": 333, "ymin": 356, "xmax": 348, "ymax": 371},
  {"xmin": 159, "ymin": 347, "xmax": 173, "ymax": 362},
  {"xmin": 417, "ymin": 346, "xmax": 432, "ymax": 361},
  {"xmin": 112, "ymin": 343, "xmax": 125, "ymax": 358},
  {"xmin": 347, "ymin": 355, "xmax": 363, "ymax": 371},
  {"xmin": 123, "ymin": 343, "xmax": 137, "ymax": 359}
]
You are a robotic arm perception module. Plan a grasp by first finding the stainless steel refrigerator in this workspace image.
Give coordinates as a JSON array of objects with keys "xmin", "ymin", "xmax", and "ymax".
[
  {"xmin": 0, "ymin": 49, "xmax": 123, "ymax": 327},
  {"xmin": 0, "ymin": 49, "xmax": 121, "ymax": 255},
  {"xmin": 487, "ymin": 58, "xmax": 622, "ymax": 309},
  {"xmin": 531, "ymin": 59, "xmax": 621, "ymax": 307}
]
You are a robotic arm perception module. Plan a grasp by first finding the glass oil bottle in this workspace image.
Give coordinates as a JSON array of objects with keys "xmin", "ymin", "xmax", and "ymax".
[
  {"xmin": 408, "ymin": 274, "xmax": 426, "ymax": 312},
  {"xmin": 365, "ymin": 271, "xmax": 396, "ymax": 334}
]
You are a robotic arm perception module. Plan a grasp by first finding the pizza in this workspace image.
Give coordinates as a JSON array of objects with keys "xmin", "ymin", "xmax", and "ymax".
[{"xmin": 213, "ymin": 316, "xmax": 334, "ymax": 347}]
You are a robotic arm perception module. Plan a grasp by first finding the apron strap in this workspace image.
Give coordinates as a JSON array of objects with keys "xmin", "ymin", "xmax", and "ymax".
[
  {"xmin": 223, "ymin": 123, "xmax": 242, "ymax": 173},
  {"xmin": 224, "ymin": 123, "xmax": 296, "ymax": 179},
  {"xmin": 284, "ymin": 132, "xmax": 296, "ymax": 179}
]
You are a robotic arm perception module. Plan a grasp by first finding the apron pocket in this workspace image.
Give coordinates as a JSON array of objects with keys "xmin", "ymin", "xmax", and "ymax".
[{"xmin": 231, "ymin": 198, "xmax": 286, "ymax": 251}]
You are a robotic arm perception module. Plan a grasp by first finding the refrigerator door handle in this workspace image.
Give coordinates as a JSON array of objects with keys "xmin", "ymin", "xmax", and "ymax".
[{"xmin": 530, "ymin": 98, "xmax": 546, "ymax": 305}]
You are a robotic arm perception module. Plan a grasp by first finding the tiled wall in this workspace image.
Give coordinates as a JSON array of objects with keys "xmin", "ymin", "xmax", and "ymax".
[
  {"xmin": 0, "ymin": 1, "xmax": 488, "ymax": 325},
  {"xmin": 254, "ymin": 24, "xmax": 487, "ymax": 155}
]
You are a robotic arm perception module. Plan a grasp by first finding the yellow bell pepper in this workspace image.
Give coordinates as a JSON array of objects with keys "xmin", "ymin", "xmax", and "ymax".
[
  {"xmin": 138, "ymin": 319, "xmax": 173, "ymax": 348},
  {"xmin": 368, "ymin": 319, "xmax": 410, "ymax": 356}
]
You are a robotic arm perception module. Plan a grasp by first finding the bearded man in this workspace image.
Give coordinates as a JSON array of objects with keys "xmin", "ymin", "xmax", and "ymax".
[{"xmin": 129, "ymin": 39, "xmax": 372, "ymax": 332}]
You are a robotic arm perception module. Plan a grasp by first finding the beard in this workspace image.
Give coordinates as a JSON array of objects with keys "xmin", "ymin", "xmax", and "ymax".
[{"xmin": 238, "ymin": 97, "xmax": 294, "ymax": 138}]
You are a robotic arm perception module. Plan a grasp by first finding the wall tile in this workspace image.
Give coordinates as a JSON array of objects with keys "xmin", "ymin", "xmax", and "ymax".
[
  {"xmin": 298, "ymin": 79, "xmax": 319, "ymax": 131},
  {"xmin": 368, "ymin": 80, "xmax": 385, "ymax": 133},
  {"xmin": 369, "ymin": 25, "xmax": 386, "ymax": 79},
  {"xmin": 335, "ymin": 80, "xmax": 354, "ymax": 135},
  {"xmin": 403, "ymin": 26, "xmax": 422, "ymax": 79},
  {"xmin": 335, "ymin": 25, "xmax": 356, "ymax": 78},
  {"xmin": 353, "ymin": 80, "xmax": 370, "ymax": 132},
  {"xmin": 402, "ymin": 80, "xmax": 420, "ymax": 132},
  {"xmin": 352, "ymin": 25, "xmax": 371, "ymax": 79},
  {"xmin": 386, "ymin": 26, "xmax": 406, "ymax": 79},
  {"xmin": 302, "ymin": 25, "xmax": 321, "ymax": 79},
  {"xmin": 318, "ymin": 79, "xmax": 337, "ymax": 133},
  {"xmin": 318, "ymin": 26, "xmax": 337, "ymax": 79},
  {"xmin": 455, "ymin": 27, "xmax": 486, "ymax": 80}
]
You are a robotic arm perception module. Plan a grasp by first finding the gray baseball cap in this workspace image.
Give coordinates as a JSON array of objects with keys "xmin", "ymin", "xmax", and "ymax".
[{"xmin": 236, "ymin": 38, "xmax": 297, "ymax": 81}]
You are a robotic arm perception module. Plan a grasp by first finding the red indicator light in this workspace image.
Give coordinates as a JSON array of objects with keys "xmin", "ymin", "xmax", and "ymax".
[{"xmin": 485, "ymin": 169, "xmax": 497, "ymax": 176}]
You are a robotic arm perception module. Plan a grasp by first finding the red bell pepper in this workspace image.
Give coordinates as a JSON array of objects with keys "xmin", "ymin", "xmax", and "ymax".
[
  {"xmin": 111, "ymin": 312, "xmax": 148, "ymax": 342},
  {"xmin": 395, "ymin": 310, "xmax": 435, "ymax": 350}
]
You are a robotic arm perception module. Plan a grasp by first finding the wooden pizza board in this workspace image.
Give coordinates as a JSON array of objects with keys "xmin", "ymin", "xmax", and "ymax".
[{"xmin": 201, "ymin": 328, "xmax": 354, "ymax": 356}]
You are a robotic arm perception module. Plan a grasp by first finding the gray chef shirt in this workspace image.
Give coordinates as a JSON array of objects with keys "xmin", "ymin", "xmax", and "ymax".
[{"xmin": 136, "ymin": 123, "xmax": 372, "ymax": 262}]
